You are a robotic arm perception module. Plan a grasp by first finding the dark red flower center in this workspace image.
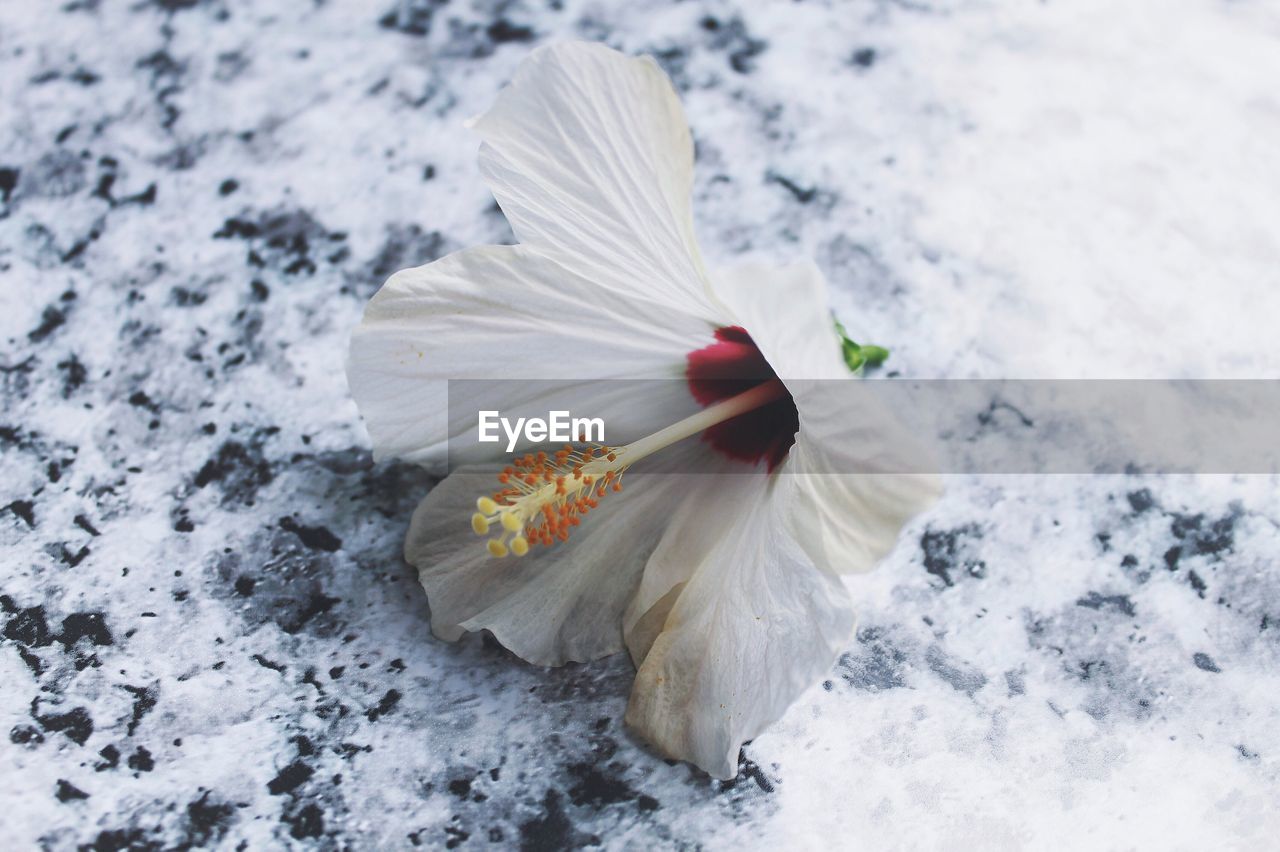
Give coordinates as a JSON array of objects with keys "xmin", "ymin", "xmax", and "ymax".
[{"xmin": 685, "ymin": 326, "xmax": 799, "ymax": 471}]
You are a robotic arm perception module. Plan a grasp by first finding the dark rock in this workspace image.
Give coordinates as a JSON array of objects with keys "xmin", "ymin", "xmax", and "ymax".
[
  {"xmin": 55, "ymin": 779, "xmax": 89, "ymax": 802},
  {"xmin": 267, "ymin": 760, "xmax": 313, "ymax": 795},
  {"xmin": 1193, "ymin": 652, "xmax": 1221, "ymax": 673}
]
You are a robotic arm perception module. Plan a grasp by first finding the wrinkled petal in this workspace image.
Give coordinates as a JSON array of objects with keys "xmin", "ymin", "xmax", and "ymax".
[
  {"xmin": 785, "ymin": 467, "xmax": 941, "ymax": 575},
  {"xmin": 709, "ymin": 259, "xmax": 940, "ymax": 573},
  {"xmin": 623, "ymin": 581, "xmax": 685, "ymax": 670},
  {"xmin": 469, "ymin": 41, "xmax": 723, "ymax": 324},
  {"xmin": 625, "ymin": 477, "xmax": 856, "ymax": 778},
  {"xmin": 622, "ymin": 464, "xmax": 759, "ymax": 665},
  {"xmin": 347, "ymin": 244, "xmax": 708, "ymax": 468},
  {"xmin": 406, "ymin": 447, "xmax": 707, "ymax": 666},
  {"xmin": 708, "ymin": 259, "xmax": 849, "ymax": 382},
  {"xmin": 786, "ymin": 407, "xmax": 941, "ymax": 574}
]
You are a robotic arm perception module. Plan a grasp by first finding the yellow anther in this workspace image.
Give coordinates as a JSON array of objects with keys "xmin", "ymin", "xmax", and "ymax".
[{"xmin": 467, "ymin": 380, "xmax": 791, "ymax": 558}]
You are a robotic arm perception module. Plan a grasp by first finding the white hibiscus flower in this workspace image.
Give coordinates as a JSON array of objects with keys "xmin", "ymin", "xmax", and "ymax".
[{"xmin": 347, "ymin": 41, "xmax": 939, "ymax": 778}]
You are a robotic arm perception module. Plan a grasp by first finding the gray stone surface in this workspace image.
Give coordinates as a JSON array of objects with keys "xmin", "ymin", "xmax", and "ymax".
[{"xmin": 3, "ymin": 0, "xmax": 1279, "ymax": 848}]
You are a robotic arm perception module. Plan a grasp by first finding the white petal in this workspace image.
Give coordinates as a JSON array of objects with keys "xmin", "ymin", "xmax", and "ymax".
[
  {"xmin": 786, "ymin": 391, "xmax": 941, "ymax": 573},
  {"xmin": 624, "ymin": 477, "xmax": 856, "ymax": 779},
  {"xmin": 708, "ymin": 259, "xmax": 848, "ymax": 381},
  {"xmin": 469, "ymin": 42, "xmax": 723, "ymax": 324},
  {"xmin": 346, "ymin": 244, "xmax": 707, "ymax": 468},
  {"xmin": 622, "ymin": 464, "xmax": 757, "ymax": 665},
  {"xmin": 623, "ymin": 581, "xmax": 684, "ymax": 671},
  {"xmin": 786, "ymin": 466, "xmax": 941, "ymax": 575},
  {"xmin": 709, "ymin": 259, "xmax": 941, "ymax": 573},
  {"xmin": 406, "ymin": 452, "xmax": 705, "ymax": 666}
]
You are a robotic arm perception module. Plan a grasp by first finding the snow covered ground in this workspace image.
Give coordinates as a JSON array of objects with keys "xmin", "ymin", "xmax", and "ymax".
[{"xmin": 2, "ymin": 0, "xmax": 1278, "ymax": 847}]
